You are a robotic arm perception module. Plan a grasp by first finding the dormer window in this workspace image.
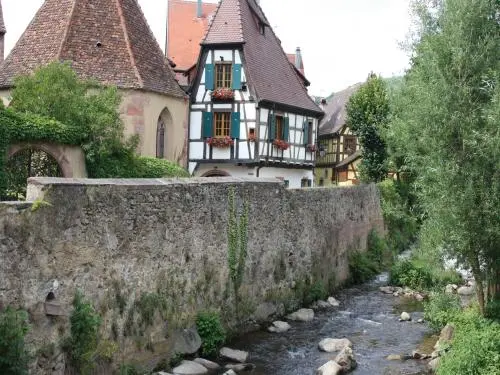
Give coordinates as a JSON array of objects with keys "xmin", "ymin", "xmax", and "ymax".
[
  {"xmin": 215, "ymin": 62, "xmax": 232, "ymax": 89},
  {"xmin": 259, "ymin": 22, "xmax": 265, "ymax": 35}
]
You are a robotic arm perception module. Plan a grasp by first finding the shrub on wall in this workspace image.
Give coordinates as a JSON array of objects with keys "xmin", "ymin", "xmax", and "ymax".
[
  {"xmin": 0, "ymin": 307, "xmax": 30, "ymax": 375},
  {"xmin": 1, "ymin": 62, "xmax": 189, "ymax": 199},
  {"xmin": 195, "ymin": 311, "xmax": 226, "ymax": 357}
]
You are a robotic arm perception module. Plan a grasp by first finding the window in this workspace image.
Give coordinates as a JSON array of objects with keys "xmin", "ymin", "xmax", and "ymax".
[
  {"xmin": 215, "ymin": 63, "xmax": 232, "ymax": 89},
  {"xmin": 319, "ymin": 178, "xmax": 324, "ymax": 187},
  {"xmin": 214, "ymin": 112, "xmax": 230, "ymax": 137},
  {"xmin": 156, "ymin": 119, "xmax": 165, "ymax": 158},
  {"xmin": 344, "ymin": 136, "xmax": 356, "ymax": 155},
  {"xmin": 284, "ymin": 180, "xmax": 290, "ymax": 188},
  {"xmin": 275, "ymin": 115, "xmax": 284, "ymax": 140},
  {"xmin": 306, "ymin": 120, "xmax": 313, "ymax": 144},
  {"xmin": 301, "ymin": 178, "xmax": 312, "ymax": 188},
  {"xmin": 337, "ymin": 166, "xmax": 348, "ymax": 183}
]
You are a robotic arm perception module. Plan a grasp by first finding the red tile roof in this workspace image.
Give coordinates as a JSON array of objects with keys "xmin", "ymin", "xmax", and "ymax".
[
  {"xmin": 202, "ymin": 0, "xmax": 244, "ymax": 45},
  {"xmin": 286, "ymin": 53, "xmax": 305, "ymax": 76},
  {"xmin": 238, "ymin": 0, "xmax": 322, "ymax": 115},
  {"xmin": 167, "ymin": 0, "xmax": 217, "ymax": 71},
  {"xmin": 0, "ymin": 0, "xmax": 185, "ymax": 97}
]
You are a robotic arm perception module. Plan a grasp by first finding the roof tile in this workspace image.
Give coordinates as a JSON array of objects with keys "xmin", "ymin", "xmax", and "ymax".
[
  {"xmin": 318, "ymin": 83, "xmax": 362, "ymax": 135},
  {"xmin": 0, "ymin": 0, "xmax": 185, "ymax": 97}
]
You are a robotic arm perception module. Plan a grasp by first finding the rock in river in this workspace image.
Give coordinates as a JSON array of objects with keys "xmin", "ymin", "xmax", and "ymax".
[
  {"xmin": 193, "ymin": 358, "xmax": 220, "ymax": 371},
  {"xmin": 286, "ymin": 308, "xmax": 314, "ymax": 322},
  {"xmin": 318, "ymin": 338, "xmax": 352, "ymax": 352},
  {"xmin": 220, "ymin": 347, "xmax": 249, "ymax": 363},
  {"xmin": 172, "ymin": 360, "xmax": 208, "ymax": 375},
  {"xmin": 316, "ymin": 361, "xmax": 342, "ymax": 375},
  {"xmin": 268, "ymin": 321, "xmax": 291, "ymax": 333},
  {"xmin": 328, "ymin": 297, "xmax": 340, "ymax": 307},
  {"xmin": 400, "ymin": 312, "xmax": 411, "ymax": 321}
]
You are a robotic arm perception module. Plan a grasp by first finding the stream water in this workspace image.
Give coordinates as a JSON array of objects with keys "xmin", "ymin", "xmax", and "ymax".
[{"xmin": 227, "ymin": 274, "xmax": 431, "ymax": 375}]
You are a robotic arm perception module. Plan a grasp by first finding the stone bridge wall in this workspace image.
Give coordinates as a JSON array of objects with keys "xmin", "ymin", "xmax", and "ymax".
[{"xmin": 0, "ymin": 177, "xmax": 383, "ymax": 371}]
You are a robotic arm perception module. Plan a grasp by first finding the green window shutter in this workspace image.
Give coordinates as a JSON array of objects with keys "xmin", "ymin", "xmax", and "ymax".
[
  {"xmin": 232, "ymin": 64, "xmax": 242, "ymax": 90},
  {"xmin": 284, "ymin": 117, "xmax": 290, "ymax": 141},
  {"xmin": 202, "ymin": 112, "xmax": 213, "ymax": 138},
  {"xmin": 269, "ymin": 113, "xmax": 276, "ymax": 141},
  {"xmin": 205, "ymin": 64, "xmax": 214, "ymax": 90},
  {"xmin": 303, "ymin": 121, "xmax": 310, "ymax": 145},
  {"xmin": 231, "ymin": 112, "xmax": 241, "ymax": 139}
]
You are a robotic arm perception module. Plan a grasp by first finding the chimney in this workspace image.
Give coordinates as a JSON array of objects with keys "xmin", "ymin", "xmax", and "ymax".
[
  {"xmin": 197, "ymin": 0, "xmax": 203, "ymax": 18},
  {"xmin": 320, "ymin": 98, "xmax": 327, "ymax": 111},
  {"xmin": 295, "ymin": 47, "xmax": 302, "ymax": 70},
  {"xmin": 0, "ymin": 0, "xmax": 5, "ymax": 62}
]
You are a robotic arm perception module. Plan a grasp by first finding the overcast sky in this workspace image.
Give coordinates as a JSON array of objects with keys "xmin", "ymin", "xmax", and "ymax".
[{"xmin": 2, "ymin": 0, "xmax": 413, "ymax": 96}]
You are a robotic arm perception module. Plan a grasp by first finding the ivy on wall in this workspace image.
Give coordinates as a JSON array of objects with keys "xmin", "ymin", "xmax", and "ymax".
[{"xmin": 0, "ymin": 108, "xmax": 85, "ymax": 197}]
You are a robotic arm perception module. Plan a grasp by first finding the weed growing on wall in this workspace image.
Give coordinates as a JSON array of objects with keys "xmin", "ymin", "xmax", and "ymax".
[
  {"xmin": 227, "ymin": 187, "xmax": 249, "ymax": 306},
  {"xmin": 0, "ymin": 307, "xmax": 30, "ymax": 375},
  {"xmin": 348, "ymin": 230, "xmax": 390, "ymax": 284},
  {"xmin": 67, "ymin": 291, "xmax": 101, "ymax": 374},
  {"xmin": 195, "ymin": 311, "xmax": 226, "ymax": 357}
]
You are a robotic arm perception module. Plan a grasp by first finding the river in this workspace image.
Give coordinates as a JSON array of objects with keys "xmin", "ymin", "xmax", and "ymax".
[{"xmin": 226, "ymin": 274, "xmax": 431, "ymax": 375}]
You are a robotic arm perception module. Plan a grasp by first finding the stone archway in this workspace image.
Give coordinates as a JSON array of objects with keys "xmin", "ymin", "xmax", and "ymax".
[
  {"xmin": 201, "ymin": 169, "xmax": 231, "ymax": 177},
  {"xmin": 7, "ymin": 142, "xmax": 87, "ymax": 178},
  {"xmin": 157, "ymin": 108, "xmax": 173, "ymax": 159}
]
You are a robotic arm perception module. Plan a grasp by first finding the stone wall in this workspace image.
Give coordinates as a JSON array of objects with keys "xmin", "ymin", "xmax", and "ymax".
[{"xmin": 0, "ymin": 177, "xmax": 383, "ymax": 371}]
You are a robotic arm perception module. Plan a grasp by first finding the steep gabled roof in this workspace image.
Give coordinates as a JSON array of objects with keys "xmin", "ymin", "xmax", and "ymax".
[
  {"xmin": 318, "ymin": 83, "xmax": 363, "ymax": 136},
  {"xmin": 201, "ymin": 0, "xmax": 321, "ymax": 115},
  {"xmin": 0, "ymin": 0, "xmax": 185, "ymax": 97},
  {"xmin": 0, "ymin": 0, "xmax": 6, "ymax": 34},
  {"xmin": 167, "ymin": 0, "xmax": 217, "ymax": 71},
  {"xmin": 202, "ymin": 0, "xmax": 244, "ymax": 45},
  {"xmin": 286, "ymin": 53, "xmax": 305, "ymax": 76}
]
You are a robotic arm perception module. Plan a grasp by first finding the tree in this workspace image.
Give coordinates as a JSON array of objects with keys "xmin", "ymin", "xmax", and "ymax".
[
  {"xmin": 0, "ymin": 307, "xmax": 30, "ymax": 375},
  {"xmin": 390, "ymin": 0, "xmax": 500, "ymax": 314},
  {"xmin": 10, "ymin": 62, "xmax": 138, "ymax": 178},
  {"xmin": 346, "ymin": 73, "xmax": 390, "ymax": 182}
]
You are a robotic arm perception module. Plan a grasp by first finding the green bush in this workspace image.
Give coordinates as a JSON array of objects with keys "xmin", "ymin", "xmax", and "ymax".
[
  {"xmin": 486, "ymin": 299, "xmax": 500, "ymax": 321},
  {"xmin": 0, "ymin": 307, "xmax": 30, "ymax": 375},
  {"xmin": 68, "ymin": 291, "xmax": 102, "ymax": 374},
  {"xmin": 377, "ymin": 179, "xmax": 419, "ymax": 253},
  {"xmin": 348, "ymin": 230, "xmax": 390, "ymax": 284},
  {"xmin": 390, "ymin": 260, "xmax": 433, "ymax": 290},
  {"xmin": 195, "ymin": 311, "xmax": 226, "ymax": 357},
  {"xmin": 437, "ymin": 308, "xmax": 500, "ymax": 375},
  {"xmin": 308, "ymin": 280, "xmax": 328, "ymax": 303},
  {"xmin": 424, "ymin": 292, "xmax": 461, "ymax": 332},
  {"xmin": 130, "ymin": 157, "xmax": 190, "ymax": 178}
]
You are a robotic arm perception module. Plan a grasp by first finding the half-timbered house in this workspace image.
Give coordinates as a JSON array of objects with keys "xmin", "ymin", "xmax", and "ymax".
[
  {"xmin": 315, "ymin": 84, "xmax": 362, "ymax": 186},
  {"xmin": 185, "ymin": 0, "xmax": 323, "ymax": 188}
]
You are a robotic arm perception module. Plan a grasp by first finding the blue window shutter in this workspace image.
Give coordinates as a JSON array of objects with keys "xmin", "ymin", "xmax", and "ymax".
[
  {"xmin": 232, "ymin": 64, "xmax": 242, "ymax": 90},
  {"xmin": 303, "ymin": 121, "xmax": 310, "ymax": 145},
  {"xmin": 205, "ymin": 64, "xmax": 214, "ymax": 90},
  {"xmin": 202, "ymin": 112, "xmax": 213, "ymax": 138},
  {"xmin": 284, "ymin": 117, "xmax": 290, "ymax": 141},
  {"xmin": 231, "ymin": 112, "xmax": 240, "ymax": 139},
  {"xmin": 269, "ymin": 113, "xmax": 276, "ymax": 141}
]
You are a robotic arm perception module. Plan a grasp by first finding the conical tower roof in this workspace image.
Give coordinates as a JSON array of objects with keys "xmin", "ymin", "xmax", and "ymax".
[
  {"xmin": 0, "ymin": 0, "xmax": 185, "ymax": 97},
  {"xmin": 202, "ymin": 0, "xmax": 322, "ymax": 115}
]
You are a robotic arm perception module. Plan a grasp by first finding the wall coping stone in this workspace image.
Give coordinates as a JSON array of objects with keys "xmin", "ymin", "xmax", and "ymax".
[{"xmin": 27, "ymin": 177, "xmax": 284, "ymax": 187}]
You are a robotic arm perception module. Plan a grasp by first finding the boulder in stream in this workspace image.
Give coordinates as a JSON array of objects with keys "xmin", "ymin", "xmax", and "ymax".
[
  {"xmin": 171, "ymin": 360, "xmax": 208, "ymax": 375},
  {"xmin": 328, "ymin": 297, "xmax": 340, "ymax": 307},
  {"xmin": 222, "ymin": 371, "xmax": 237, "ymax": 375},
  {"xmin": 318, "ymin": 338, "xmax": 352, "ymax": 352},
  {"xmin": 457, "ymin": 285, "xmax": 475, "ymax": 296},
  {"xmin": 399, "ymin": 312, "xmax": 411, "ymax": 321},
  {"xmin": 268, "ymin": 321, "xmax": 291, "ymax": 333},
  {"xmin": 286, "ymin": 308, "xmax": 314, "ymax": 322},
  {"xmin": 334, "ymin": 346, "xmax": 357, "ymax": 372},
  {"xmin": 379, "ymin": 286, "xmax": 395, "ymax": 294},
  {"xmin": 220, "ymin": 347, "xmax": 249, "ymax": 363},
  {"xmin": 193, "ymin": 358, "xmax": 220, "ymax": 370},
  {"xmin": 316, "ymin": 360, "xmax": 342, "ymax": 375}
]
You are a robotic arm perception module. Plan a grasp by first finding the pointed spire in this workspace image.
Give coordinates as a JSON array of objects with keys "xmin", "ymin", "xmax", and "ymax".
[
  {"xmin": 0, "ymin": 0, "xmax": 6, "ymax": 62},
  {"xmin": 0, "ymin": 0, "xmax": 184, "ymax": 97}
]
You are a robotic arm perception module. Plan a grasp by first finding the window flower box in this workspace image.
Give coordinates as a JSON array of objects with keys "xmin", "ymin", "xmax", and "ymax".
[
  {"xmin": 306, "ymin": 144, "xmax": 317, "ymax": 153},
  {"xmin": 206, "ymin": 136, "xmax": 234, "ymax": 148},
  {"xmin": 211, "ymin": 88, "xmax": 235, "ymax": 101},
  {"xmin": 273, "ymin": 139, "xmax": 290, "ymax": 151}
]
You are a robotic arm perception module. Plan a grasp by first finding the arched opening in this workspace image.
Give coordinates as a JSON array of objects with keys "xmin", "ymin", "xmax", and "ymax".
[
  {"xmin": 4, "ymin": 147, "xmax": 63, "ymax": 201},
  {"xmin": 157, "ymin": 108, "xmax": 173, "ymax": 159},
  {"xmin": 201, "ymin": 169, "xmax": 231, "ymax": 177},
  {"xmin": 45, "ymin": 292, "xmax": 56, "ymax": 302}
]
